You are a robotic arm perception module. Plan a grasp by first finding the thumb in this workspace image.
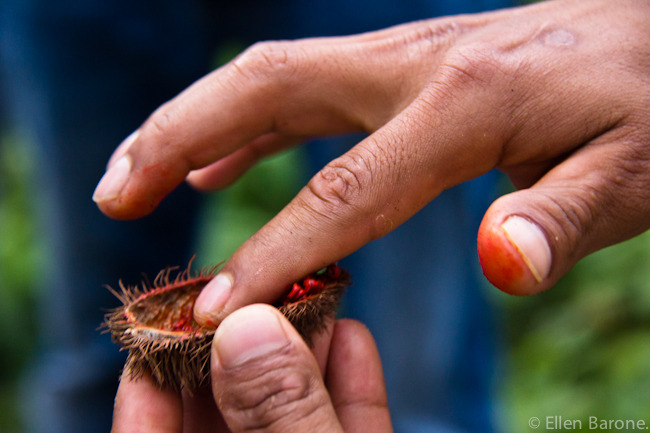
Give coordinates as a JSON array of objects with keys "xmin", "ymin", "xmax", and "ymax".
[
  {"xmin": 478, "ymin": 136, "xmax": 650, "ymax": 295},
  {"xmin": 477, "ymin": 198, "xmax": 554, "ymax": 296},
  {"xmin": 210, "ymin": 304, "xmax": 342, "ymax": 433}
]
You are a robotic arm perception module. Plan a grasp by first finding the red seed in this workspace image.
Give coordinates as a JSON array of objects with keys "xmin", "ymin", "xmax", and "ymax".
[
  {"xmin": 303, "ymin": 278, "xmax": 324, "ymax": 293},
  {"xmin": 287, "ymin": 283, "xmax": 303, "ymax": 301},
  {"xmin": 327, "ymin": 265, "xmax": 341, "ymax": 279}
]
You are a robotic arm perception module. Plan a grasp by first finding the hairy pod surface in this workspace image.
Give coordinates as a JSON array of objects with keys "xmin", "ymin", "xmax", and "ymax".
[{"xmin": 104, "ymin": 262, "xmax": 350, "ymax": 391}]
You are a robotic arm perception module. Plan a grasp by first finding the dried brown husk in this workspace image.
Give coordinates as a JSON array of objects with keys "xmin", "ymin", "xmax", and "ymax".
[{"xmin": 104, "ymin": 263, "xmax": 349, "ymax": 391}]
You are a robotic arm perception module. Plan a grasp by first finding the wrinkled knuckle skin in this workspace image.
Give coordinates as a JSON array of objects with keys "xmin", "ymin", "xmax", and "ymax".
[
  {"xmin": 436, "ymin": 42, "xmax": 515, "ymax": 96},
  {"xmin": 233, "ymin": 40, "xmax": 297, "ymax": 84},
  {"xmin": 595, "ymin": 139, "xmax": 650, "ymax": 240},
  {"xmin": 305, "ymin": 151, "xmax": 401, "ymax": 242},
  {"xmin": 217, "ymin": 363, "xmax": 326, "ymax": 432},
  {"xmin": 308, "ymin": 154, "xmax": 370, "ymax": 211}
]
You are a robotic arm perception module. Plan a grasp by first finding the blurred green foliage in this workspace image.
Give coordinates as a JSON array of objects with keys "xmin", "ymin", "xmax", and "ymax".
[
  {"xmin": 194, "ymin": 147, "xmax": 307, "ymax": 265},
  {"xmin": 0, "ymin": 131, "xmax": 44, "ymax": 433}
]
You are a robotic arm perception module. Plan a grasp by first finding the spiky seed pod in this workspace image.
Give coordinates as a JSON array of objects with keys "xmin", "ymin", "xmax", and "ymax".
[{"xmin": 104, "ymin": 262, "xmax": 350, "ymax": 391}]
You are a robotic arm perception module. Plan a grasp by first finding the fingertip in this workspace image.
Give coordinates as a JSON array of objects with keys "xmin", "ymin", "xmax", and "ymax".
[
  {"xmin": 185, "ymin": 145, "xmax": 262, "ymax": 191},
  {"xmin": 94, "ymin": 156, "xmax": 189, "ymax": 220},
  {"xmin": 478, "ymin": 212, "xmax": 552, "ymax": 296},
  {"xmin": 330, "ymin": 319, "xmax": 372, "ymax": 345},
  {"xmin": 212, "ymin": 304, "xmax": 291, "ymax": 369},
  {"xmin": 328, "ymin": 319, "xmax": 385, "ymax": 397},
  {"xmin": 96, "ymin": 131, "xmax": 141, "ymax": 210},
  {"xmin": 210, "ymin": 304, "xmax": 339, "ymax": 432},
  {"xmin": 328, "ymin": 319, "xmax": 382, "ymax": 383},
  {"xmin": 327, "ymin": 319, "xmax": 390, "ymax": 432},
  {"xmin": 501, "ymin": 215, "xmax": 552, "ymax": 283},
  {"xmin": 93, "ymin": 155, "xmax": 132, "ymax": 204},
  {"xmin": 194, "ymin": 273, "xmax": 233, "ymax": 326},
  {"xmin": 112, "ymin": 372, "xmax": 182, "ymax": 433},
  {"xmin": 108, "ymin": 130, "xmax": 140, "ymax": 169},
  {"xmin": 185, "ymin": 169, "xmax": 213, "ymax": 191}
]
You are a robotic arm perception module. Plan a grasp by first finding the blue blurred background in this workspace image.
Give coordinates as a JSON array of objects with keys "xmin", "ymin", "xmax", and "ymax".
[{"xmin": 1, "ymin": 1, "xmax": 650, "ymax": 432}]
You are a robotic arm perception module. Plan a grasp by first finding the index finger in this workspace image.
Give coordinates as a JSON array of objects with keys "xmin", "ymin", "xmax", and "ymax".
[
  {"xmin": 91, "ymin": 20, "xmax": 451, "ymax": 219},
  {"xmin": 192, "ymin": 86, "xmax": 502, "ymax": 324}
]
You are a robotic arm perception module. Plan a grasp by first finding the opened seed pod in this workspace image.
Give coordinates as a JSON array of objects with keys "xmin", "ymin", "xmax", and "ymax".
[{"xmin": 104, "ymin": 262, "xmax": 350, "ymax": 391}]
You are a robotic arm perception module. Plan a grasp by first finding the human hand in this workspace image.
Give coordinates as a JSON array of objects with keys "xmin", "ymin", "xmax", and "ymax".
[
  {"xmin": 111, "ymin": 304, "xmax": 391, "ymax": 433},
  {"xmin": 93, "ymin": 0, "xmax": 650, "ymax": 318}
]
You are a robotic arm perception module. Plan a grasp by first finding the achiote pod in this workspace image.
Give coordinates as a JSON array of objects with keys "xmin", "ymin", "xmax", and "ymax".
[{"xmin": 104, "ymin": 261, "xmax": 350, "ymax": 391}]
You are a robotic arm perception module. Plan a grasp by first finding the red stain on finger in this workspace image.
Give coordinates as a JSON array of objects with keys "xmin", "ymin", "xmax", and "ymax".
[{"xmin": 477, "ymin": 217, "xmax": 534, "ymax": 296}]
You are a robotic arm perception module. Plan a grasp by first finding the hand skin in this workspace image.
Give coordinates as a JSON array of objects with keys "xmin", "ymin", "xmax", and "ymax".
[
  {"xmin": 94, "ymin": 0, "xmax": 650, "ymax": 322},
  {"xmin": 111, "ymin": 305, "xmax": 392, "ymax": 433}
]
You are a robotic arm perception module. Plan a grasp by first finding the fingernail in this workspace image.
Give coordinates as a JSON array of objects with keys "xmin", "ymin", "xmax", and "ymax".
[
  {"xmin": 108, "ymin": 130, "xmax": 139, "ymax": 169},
  {"xmin": 500, "ymin": 216, "xmax": 552, "ymax": 283},
  {"xmin": 194, "ymin": 273, "xmax": 233, "ymax": 324},
  {"xmin": 92, "ymin": 155, "xmax": 132, "ymax": 203},
  {"xmin": 214, "ymin": 306, "xmax": 289, "ymax": 368}
]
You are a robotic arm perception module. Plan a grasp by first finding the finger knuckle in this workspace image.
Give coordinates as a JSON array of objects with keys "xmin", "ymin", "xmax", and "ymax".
[
  {"xmin": 390, "ymin": 20, "xmax": 462, "ymax": 65},
  {"xmin": 221, "ymin": 366, "xmax": 327, "ymax": 431},
  {"xmin": 423, "ymin": 41, "xmax": 520, "ymax": 139},
  {"xmin": 233, "ymin": 40, "xmax": 298, "ymax": 84},
  {"xmin": 304, "ymin": 145, "xmax": 406, "ymax": 241},
  {"xmin": 436, "ymin": 42, "xmax": 515, "ymax": 95},
  {"xmin": 557, "ymin": 186, "xmax": 596, "ymax": 238},
  {"xmin": 603, "ymin": 137, "xmax": 650, "ymax": 226},
  {"xmin": 307, "ymin": 152, "xmax": 373, "ymax": 214}
]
